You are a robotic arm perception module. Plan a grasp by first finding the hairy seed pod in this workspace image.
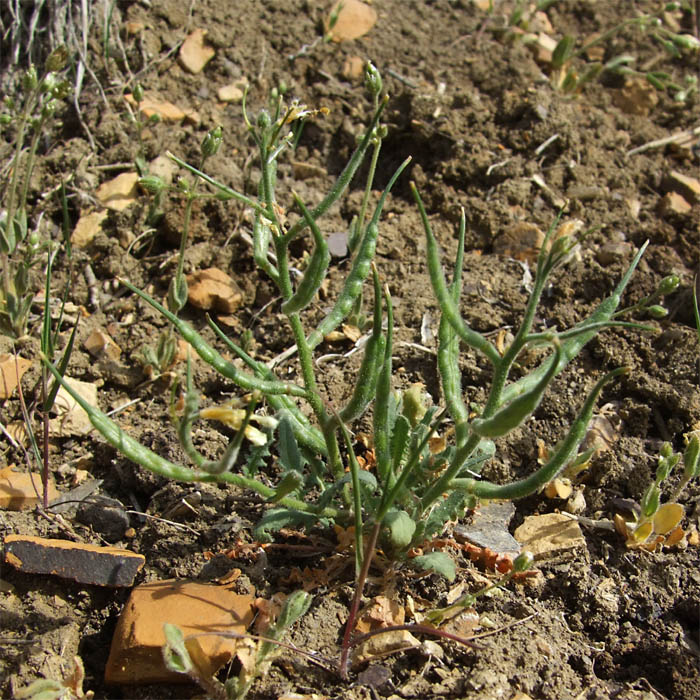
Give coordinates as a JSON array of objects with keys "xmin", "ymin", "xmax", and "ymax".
[
  {"xmin": 307, "ymin": 223, "xmax": 379, "ymax": 349},
  {"xmin": 683, "ymin": 434, "xmax": 700, "ymax": 478},
  {"xmin": 282, "ymin": 197, "xmax": 331, "ymax": 314},
  {"xmin": 472, "ymin": 341, "xmax": 562, "ymax": 438}
]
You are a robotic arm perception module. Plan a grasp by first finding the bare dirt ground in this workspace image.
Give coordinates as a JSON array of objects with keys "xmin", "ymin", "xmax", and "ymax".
[{"xmin": 1, "ymin": 1, "xmax": 700, "ymax": 699}]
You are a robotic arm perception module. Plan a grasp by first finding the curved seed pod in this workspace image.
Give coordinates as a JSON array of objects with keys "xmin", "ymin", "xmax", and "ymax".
[
  {"xmin": 306, "ymin": 222, "xmax": 379, "ymax": 349},
  {"xmin": 500, "ymin": 242, "xmax": 648, "ymax": 406},
  {"xmin": 439, "ymin": 209, "xmax": 469, "ymax": 443},
  {"xmin": 121, "ymin": 280, "xmax": 307, "ymax": 397},
  {"xmin": 471, "ymin": 340, "xmax": 562, "ymax": 438},
  {"xmin": 466, "ymin": 367, "xmax": 628, "ymax": 500},
  {"xmin": 412, "ymin": 183, "xmax": 501, "ymax": 366},
  {"xmin": 338, "ymin": 266, "xmax": 385, "ymax": 422},
  {"xmin": 282, "ymin": 195, "xmax": 331, "ymax": 314}
]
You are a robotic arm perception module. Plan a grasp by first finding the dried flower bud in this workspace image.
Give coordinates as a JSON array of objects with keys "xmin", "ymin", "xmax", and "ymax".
[
  {"xmin": 364, "ymin": 62, "xmax": 383, "ymax": 98},
  {"xmin": 45, "ymin": 45, "xmax": 69, "ymax": 73},
  {"xmin": 201, "ymin": 125, "xmax": 222, "ymax": 159}
]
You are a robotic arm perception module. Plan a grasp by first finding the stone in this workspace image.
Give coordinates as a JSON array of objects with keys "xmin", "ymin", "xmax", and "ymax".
[
  {"xmin": 179, "ymin": 28, "xmax": 215, "ymax": 74},
  {"xmin": 514, "ymin": 513, "xmax": 585, "ymax": 559},
  {"xmin": 612, "ymin": 77, "xmax": 658, "ymax": 116},
  {"xmin": 3, "ymin": 535, "xmax": 144, "ymax": 586},
  {"xmin": 658, "ymin": 191, "xmax": 692, "ymax": 216},
  {"xmin": 326, "ymin": 0, "xmax": 377, "ymax": 42},
  {"xmin": 71, "ymin": 210, "xmax": 108, "ymax": 248},
  {"xmin": 76, "ymin": 496, "xmax": 130, "ymax": 543},
  {"xmin": 341, "ymin": 55, "xmax": 365, "ymax": 81},
  {"xmin": 96, "ymin": 172, "xmax": 140, "ymax": 212},
  {"xmin": 665, "ymin": 170, "xmax": 700, "ymax": 203},
  {"xmin": 84, "ymin": 329, "xmax": 122, "ymax": 361},
  {"xmin": 217, "ymin": 80, "xmax": 247, "ymax": 103},
  {"xmin": 0, "ymin": 468, "xmax": 59, "ymax": 510},
  {"xmin": 186, "ymin": 268, "xmax": 243, "ymax": 313}
]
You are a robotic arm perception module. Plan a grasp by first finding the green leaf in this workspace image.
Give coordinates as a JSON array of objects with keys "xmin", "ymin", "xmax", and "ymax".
[
  {"xmin": 552, "ymin": 35, "xmax": 575, "ymax": 69},
  {"xmin": 383, "ymin": 510, "xmax": 416, "ymax": 550},
  {"xmin": 276, "ymin": 590, "xmax": 312, "ymax": 631},
  {"xmin": 254, "ymin": 508, "xmax": 323, "ymax": 542},
  {"xmin": 411, "ymin": 552, "xmax": 456, "ymax": 582},
  {"xmin": 13, "ymin": 679, "xmax": 65, "ymax": 700},
  {"xmin": 278, "ymin": 416, "xmax": 302, "ymax": 472},
  {"xmin": 162, "ymin": 623, "xmax": 193, "ymax": 674},
  {"xmin": 423, "ymin": 491, "xmax": 469, "ymax": 540},
  {"xmin": 267, "ymin": 469, "xmax": 304, "ymax": 503}
]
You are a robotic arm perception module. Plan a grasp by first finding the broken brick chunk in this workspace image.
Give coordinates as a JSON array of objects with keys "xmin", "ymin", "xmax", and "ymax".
[{"xmin": 3, "ymin": 535, "xmax": 145, "ymax": 587}]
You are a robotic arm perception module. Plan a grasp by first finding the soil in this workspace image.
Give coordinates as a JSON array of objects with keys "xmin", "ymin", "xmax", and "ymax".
[{"xmin": 1, "ymin": 1, "xmax": 700, "ymax": 699}]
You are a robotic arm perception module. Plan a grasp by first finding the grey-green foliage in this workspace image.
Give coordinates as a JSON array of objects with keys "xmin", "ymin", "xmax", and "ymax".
[
  {"xmin": 44, "ymin": 64, "xmax": 677, "ymax": 579},
  {"xmin": 548, "ymin": 3, "xmax": 699, "ymax": 100},
  {"xmin": 1, "ymin": 46, "xmax": 71, "ymax": 338}
]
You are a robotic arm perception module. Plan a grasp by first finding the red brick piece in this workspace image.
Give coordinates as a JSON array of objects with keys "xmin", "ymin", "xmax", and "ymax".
[
  {"xmin": 3, "ymin": 535, "xmax": 145, "ymax": 587},
  {"xmin": 105, "ymin": 579, "xmax": 255, "ymax": 684}
]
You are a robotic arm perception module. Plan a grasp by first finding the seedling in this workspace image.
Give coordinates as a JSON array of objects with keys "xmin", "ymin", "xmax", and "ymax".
[
  {"xmin": 614, "ymin": 435, "xmax": 700, "ymax": 550},
  {"xmin": 549, "ymin": 3, "xmax": 699, "ymax": 100},
  {"xmin": 0, "ymin": 46, "xmax": 71, "ymax": 338}
]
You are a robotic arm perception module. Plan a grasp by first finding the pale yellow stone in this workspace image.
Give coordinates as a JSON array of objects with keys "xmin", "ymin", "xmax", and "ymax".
[
  {"xmin": 96, "ymin": 172, "xmax": 139, "ymax": 212},
  {"xmin": 71, "ymin": 210, "xmax": 108, "ymax": 248},
  {"xmin": 179, "ymin": 28, "xmax": 215, "ymax": 74},
  {"xmin": 514, "ymin": 513, "xmax": 585, "ymax": 559},
  {"xmin": 327, "ymin": 0, "xmax": 377, "ymax": 42}
]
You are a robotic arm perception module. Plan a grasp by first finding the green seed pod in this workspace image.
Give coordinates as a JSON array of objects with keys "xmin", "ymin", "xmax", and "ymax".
[
  {"xmin": 45, "ymin": 45, "xmax": 69, "ymax": 73},
  {"xmin": 657, "ymin": 274, "xmax": 680, "ymax": 296},
  {"xmin": 281, "ymin": 195, "xmax": 330, "ymax": 315},
  {"xmin": 364, "ymin": 62, "xmax": 383, "ymax": 98},
  {"xmin": 201, "ymin": 125, "xmax": 223, "ymax": 159},
  {"xmin": 472, "ymin": 340, "xmax": 562, "ymax": 439},
  {"xmin": 138, "ymin": 174, "xmax": 167, "ymax": 195},
  {"xmin": 23, "ymin": 66, "xmax": 38, "ymax": 91},
  {"xmin": 307, "ymin": 223, "xmax": 379, "ymax": 349},
  {"xmin": 647, "ymin": 305, "xmax": 668, "ymax": 319},
  {"xmin": 167, "ymin": 275, "xmax": 188, "ymax": 313},
  {"xmin": 641, "ymin": 483, "xmax": 660, "ymax": 519},
  {"xmin": 513, "ymin": 550, "xmax": 534, "ymax": 573},
  {"xmin": 257, "ymin": 109, "xmax": 272, "ymax": 130},
  {"xmin": 147, "ymin": 113, "xmax": 161, "ymax": 125},
  {"xmin": 0, "ymin": 114, "xmax": 11, "ymax": 125},
  {"xmin": 338, "ymin": 334, "xmax": 386, "ymax": 423},
  {"xmin": 656, "ymin": 452, "xmax": 679, "ymax": 482},
  {"xmin": 673, "ymin": 34, "xmax": 700, "ymax": 51},
  {"xmin": 683, "ymin": 434, "xmax": 700, "ymax": 479},
  {"xmin": 660, "ymin": 442, "xmax": 673, "ymax": 459},
  {"xmin": 132, "ymin": 83, "xmax": 145, "ymax": 103}
]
